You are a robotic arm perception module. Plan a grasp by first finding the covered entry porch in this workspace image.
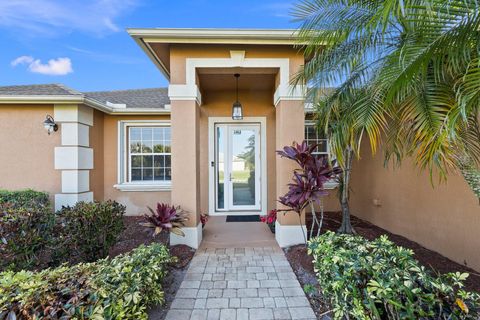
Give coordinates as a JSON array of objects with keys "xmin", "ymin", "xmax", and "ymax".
[{"xmin": 128, "ymin": 29, "xmax": 312, "ymax": 249}]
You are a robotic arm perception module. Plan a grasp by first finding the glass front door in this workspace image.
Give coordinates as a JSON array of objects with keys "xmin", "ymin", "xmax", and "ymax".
[{"xmin": 215, "ymin": 123, "xmax": 261, "ymax": 211}]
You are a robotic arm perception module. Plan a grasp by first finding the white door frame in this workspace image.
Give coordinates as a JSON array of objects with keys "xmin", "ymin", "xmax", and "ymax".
[{"xmin": 208, "ymin": 117, "xmax": 267, "ymax": 216}]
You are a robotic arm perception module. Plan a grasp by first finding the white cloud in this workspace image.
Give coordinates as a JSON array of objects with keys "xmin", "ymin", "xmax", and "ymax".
[
  {"xmin": 255, "ymin": 2, "xmax": 293, "ymax": 18},
  {"xmin": 11, "ymin": 55, "xmax": 73, "ymax": 75},
  {"xmin": 11, "ymin": 55, "xmax": 34, "ymax": 66},
  {"xmin": 0, "ymin": 0, "xmax": 138, "ymax": 37}
]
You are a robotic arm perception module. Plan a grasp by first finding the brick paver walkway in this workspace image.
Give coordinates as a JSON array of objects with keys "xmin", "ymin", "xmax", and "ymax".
[{"xmin": 165, "ymin": 247, "xmax": 316, "ymax": 320}]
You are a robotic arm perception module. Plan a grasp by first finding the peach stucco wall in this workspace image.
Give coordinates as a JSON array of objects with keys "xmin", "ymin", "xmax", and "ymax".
[
  {"xmin": 350, "ymin": 147, "xmax": 480, "ymax": 271},
  {"xmin": 101, "ymin": 114, "xmax": 171, "ymax": 215},
  {"xmin": 0, "ymin": 105, "xmax": 61, "ymax": 201},
  {"xmin": 90, "ymin": 109, "xmax": 105, "ymax": 201}
]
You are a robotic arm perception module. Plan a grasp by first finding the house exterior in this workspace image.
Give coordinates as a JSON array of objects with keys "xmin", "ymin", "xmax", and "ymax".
[{"xmin": 0, "ymin": 29, "xmax": 479, "ymax": 271}]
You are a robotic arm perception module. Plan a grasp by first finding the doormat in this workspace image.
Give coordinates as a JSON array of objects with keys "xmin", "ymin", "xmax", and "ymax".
[{"xmin": 226, "ymin": 215, "xmax": 261, "ymax": 222}]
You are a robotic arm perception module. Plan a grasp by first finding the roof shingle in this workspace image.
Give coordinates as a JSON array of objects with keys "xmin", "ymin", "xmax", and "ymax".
[
  {"xmin": 0, "ymin": 84, "xmax": 82, "ymax": 96},
  {"xmin": 85, "ymin": 88, "xmax": 169, "ymax": 109}
]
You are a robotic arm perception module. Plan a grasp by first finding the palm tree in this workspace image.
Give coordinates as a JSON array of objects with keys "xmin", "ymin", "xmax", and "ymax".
[{"xmin": 293, "ymin": 0, "xmax": 480, "ymax": 232}]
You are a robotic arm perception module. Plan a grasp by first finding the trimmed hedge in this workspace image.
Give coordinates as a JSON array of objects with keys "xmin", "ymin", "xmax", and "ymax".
[
  {"xmin": 0, "ymin": 203, "xmax": 54, "ymax": 271},
  {"xmin": 1, "ymin": 193, "xmax": 126, "ymax": 271},
  {"xmin": 309, "ymin": 231, "xmax": 480, "ymax": 319},
  {"xmin": 0, "ymin": 189, "xmax": 49, "ymax": 208},
  {"xmin": 0, "ymin": 244, "xmax": 175, "ymax": 320},
  {"xmin": 52, "ymin": 201, "xmax": 126, "ymax": 265}
]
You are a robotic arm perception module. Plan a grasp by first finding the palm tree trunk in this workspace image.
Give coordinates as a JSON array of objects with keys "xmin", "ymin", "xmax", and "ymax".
[
  {"xmin": 458, "ymin": 155, "xmax": 480, "ymax": 201},
  {"xmin": 338, "ymin": 147, "xmax": 355, "ymax": 234}
]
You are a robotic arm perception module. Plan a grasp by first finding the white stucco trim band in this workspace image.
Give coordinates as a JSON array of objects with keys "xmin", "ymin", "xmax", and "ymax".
[
  {"xmin": 61, "ymin": 123, "xmax": 90, "ymax": 147},
  {"xmin": 61, "ymin": 170, "xmax": 90, "ymax": 193},
  {"xmin": 54, "ymin": 104, "xmax": 93, "ymax": 126},
  {"xmin": 170, "ymin": 223, "xmax": 203, "ymax": 249},
  {"xmin": 55, "ymin": 147, "xmax": 93, "ymax": 170},
  {"xmin": 54, "ymin": 104, "xmax": 94, "ymax": 211},
  {"xmin": 168, "ymin": 84, "xmax": 202, "ymax": 105},
  {"xmin": 114, "ymin": 183, "xmax": 172, "ymax": 192},
  {"xmin": 274, "ymin": 85, "xmax": 306, "ymax": 107},
  {"xmin": 185, "ymin": 53, "xmax": 291, "ymax": 87},
  {"xmin": 275, "ymin": 220, "xmax": 308, "ymax": 248},
  {"xmin": 55, "ymin": 192, "xmax": 94, "ymax": 212}
]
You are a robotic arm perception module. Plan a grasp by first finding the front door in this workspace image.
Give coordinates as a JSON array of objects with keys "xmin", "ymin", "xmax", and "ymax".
[{"xmin": 215, "ymin": 123, "xmax": 261, "ymax": 212}]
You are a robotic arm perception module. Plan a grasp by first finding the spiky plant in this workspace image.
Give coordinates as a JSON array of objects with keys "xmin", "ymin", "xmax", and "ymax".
[{"xmin": 142, "ymin": 203, "xmax": 189, "ymax": 237}]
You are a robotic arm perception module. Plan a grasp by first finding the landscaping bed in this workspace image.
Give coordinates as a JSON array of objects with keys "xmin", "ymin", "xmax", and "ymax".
[
  {"xmin": 284, "ymin": 211, "xmax": 480, "ymax": 319},
  {"xmin": 110, "ymin": 216, "xmax": 196, "ymax": 320},
  {"xmin": 1, "ymin": 190, "xmax": 196, "ymax": 320}
]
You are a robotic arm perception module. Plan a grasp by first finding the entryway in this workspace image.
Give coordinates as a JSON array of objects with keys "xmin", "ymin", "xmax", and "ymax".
[{"xmin": 208, "ymin": 117, "xmax": 267, "ymax": 216}]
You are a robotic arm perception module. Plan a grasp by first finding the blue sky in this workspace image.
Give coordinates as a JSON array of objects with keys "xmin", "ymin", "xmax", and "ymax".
[{"xmin": 0, "ymin": 0, "xmax": 297, "ymax": 92}]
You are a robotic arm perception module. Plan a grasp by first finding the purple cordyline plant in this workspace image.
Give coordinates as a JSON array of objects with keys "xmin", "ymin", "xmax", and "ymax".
[{"xmin": 277, "ymin": 141, "xmax": 340, "ymax": 242}]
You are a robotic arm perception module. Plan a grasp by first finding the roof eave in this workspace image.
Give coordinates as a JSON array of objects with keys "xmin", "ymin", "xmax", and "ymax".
[
  {"xmin": 0, "ymin": 95, "xmax": 171, "ymax": 115},
  {"xmin": 127, "ymin": 28, "xmax": 303, "ymax": 81}
]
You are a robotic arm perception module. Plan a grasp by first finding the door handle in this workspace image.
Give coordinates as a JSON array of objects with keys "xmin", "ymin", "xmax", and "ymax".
[{"xmin": 229, "ymin": 173, "xmax": 232, "ymax": 181}]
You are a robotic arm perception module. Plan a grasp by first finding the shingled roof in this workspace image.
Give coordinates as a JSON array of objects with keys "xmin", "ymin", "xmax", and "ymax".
[
  {"xmin": 0, "ymin": 84, "xmax": 170, "ymax": 110},
  {"xmin": 85, "ymin": 88, "xmax": 169, "ymax": 109},
  {"xmin": 0, "ymin": 84, "xmax": 82, "ymax": 96}
]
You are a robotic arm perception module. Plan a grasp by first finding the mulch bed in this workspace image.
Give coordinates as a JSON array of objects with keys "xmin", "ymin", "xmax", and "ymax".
[
  {"xmin": 109, "ymin": 217, "xmax": 196, "ymax": 320},
  {"xmin": 284, "ymin": 211, "xmax": 480, "ymax": 319}
]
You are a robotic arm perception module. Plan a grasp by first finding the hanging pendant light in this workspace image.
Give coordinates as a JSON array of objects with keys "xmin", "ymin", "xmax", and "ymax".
[{"xmin": 232, "ymin": 73, "xmax": 243, "ymax": 120}]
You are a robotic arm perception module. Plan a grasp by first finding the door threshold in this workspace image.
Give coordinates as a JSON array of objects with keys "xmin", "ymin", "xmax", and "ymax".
[{"xmin": 210, "ymin": 211, "xmax": 265, "ymax": 216}]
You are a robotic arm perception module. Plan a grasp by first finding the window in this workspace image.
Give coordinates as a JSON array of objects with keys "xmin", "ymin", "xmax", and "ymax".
[
  {"xmin": 115, "ymin": 121, "xmax": 171, "ymax": 191},
  {"xmin": 129, "ymin": 127, "xmax": 171, "ymax": 182},
  {"xmin": 304, "ymin": 121, "xmax": 329, "ymax": 156}
]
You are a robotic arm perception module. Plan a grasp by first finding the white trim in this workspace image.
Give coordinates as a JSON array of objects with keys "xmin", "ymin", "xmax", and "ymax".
[
  {"xmin": 128, "ymin": 28, "xmax": 299, "ymax": 44},
  {"xmin": 275, "ymin": 220, "xmax": 308, "ymax": 248},
  {"xmin": 61, "ymin": 123, "xmax": 89, "ymax": 147},
  {"xmin": 61, "ymin": 170, "xmax": 89, "ymax": 193},
  {"xmin": 54, "ymin": 104, "xmax": 93, "ymax": 126},
  {"xmin": 274, "ymin": 85, "xmax": 306, "ymax": 106},
  {"xmin": 185, "ymin": 55, "xmax": 290, "ymax": 87},
  {"xmin": 208, "ymin": 117, "xmax": 267, "ymax": 216},
  {"xmin": 54, "ymin": 146, "xmax": 93, "ymax": 170},
  {"xmin": 168, "ymin": 84, "xmax": 202, "ymax": 105},
  {"xmin": 114, "ymin": 182, "xmax": 171, "ymax": 192},
  {"xmin": 170, "ymin": 223, "xmax": 203, "ymax": 249},
  {"xmin": 54, "ymin": 192, "xmax": 93, "ymax": 212},
  {"xmin": 117, "ymin": 120, "xmax": 171, "ymax": 190},
  {"xmin": 0, "ymin": 95, "xmax": 170, "ymax": 116}
]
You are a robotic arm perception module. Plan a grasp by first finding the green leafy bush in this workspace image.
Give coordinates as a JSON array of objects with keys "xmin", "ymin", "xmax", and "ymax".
[
  {"xmin": 0, "ymin": 243, "xmax": 175, "ymax": 320},
  {"xmin": 0, "ymin": 189, "xmax": 49, "ymax": 208},
  {"xmin": 53, "ymin": 201, "xmax": 126, "ymax": 264},
  {"xmin": 309, "ymin": 231, "xmax": 480, "ymax": 319},
  {"xmin": 0, "ymin": 203, "xmax": 54, "ymax": 271}
]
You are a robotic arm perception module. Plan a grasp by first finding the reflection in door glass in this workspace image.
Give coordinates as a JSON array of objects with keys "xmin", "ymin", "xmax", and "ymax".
[
  {"xmin": 232, "ymin": 129, "xmax": 256, "ymax": 206},
  {"xmin": 216, "ymin": 126, "xmax": 224, "ymax": 209}
]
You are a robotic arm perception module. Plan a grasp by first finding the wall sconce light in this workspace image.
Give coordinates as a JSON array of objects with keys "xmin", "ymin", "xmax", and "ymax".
[
  {"xmin": 43, "ymin": 114, "xmax": 58, "ymax": 135},
  {"xmin": 232, "ymin": 73, "xmax": 243, "ymax": 120}
]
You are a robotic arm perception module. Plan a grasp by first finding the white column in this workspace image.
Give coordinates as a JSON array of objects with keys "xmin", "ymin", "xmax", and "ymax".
[{"xmin": 54, "ymin": 104, "xmax": 94, "ymax": 211}]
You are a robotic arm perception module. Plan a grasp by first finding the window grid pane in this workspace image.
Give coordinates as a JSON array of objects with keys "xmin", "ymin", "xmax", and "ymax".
[
  {"xmin": 129, "ymin": 126, "xmax": 171, "ymax": 182},
  {"xmin": 304, "ymin": 123, "xmax": 329, "ymax": 155}
]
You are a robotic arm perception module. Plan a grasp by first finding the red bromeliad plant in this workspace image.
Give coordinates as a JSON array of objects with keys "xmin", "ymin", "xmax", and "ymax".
[
  {"xmin": 260, "ymin": 209, "xmax": 277, "ymax": 224},
  {"xmin": 142, "ymin": 203, "xmax": 189, "ymax": 238},
  {"xmin": 277, "ymin": 141, "xmax": 340, "ymax": 242}
]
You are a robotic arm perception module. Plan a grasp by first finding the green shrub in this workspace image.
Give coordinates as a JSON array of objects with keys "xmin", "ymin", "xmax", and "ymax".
[
  {"xmin": 53, "ymin": 201, "xmax": 126, "ymax": 265},
  {"xmin": 0, "ymin": 243, "xmax": 175, "ymax": 320},
  {"xmin": 0, "ymin": 189, "xmax": 49, "ymax": 208},
  {"xmin": 0, "ymin": 203, "xmax": 54, "ymax": 271},
  {"xmin": 309, "ymin": 231, "xmax": 480, "ymax": 319}
]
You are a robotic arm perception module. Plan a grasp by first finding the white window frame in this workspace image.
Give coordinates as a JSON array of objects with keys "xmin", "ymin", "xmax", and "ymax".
[
  {"xmin": 305, "ymin": 120, "xmax": 330, "ymax": 156},
  {"xmin": 114, "ymin": 120, "xmax": 172, "ymax": 192},
  {"xmin": 304, "ymin": 120, "xmax": 339, "ymax": 189}
]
